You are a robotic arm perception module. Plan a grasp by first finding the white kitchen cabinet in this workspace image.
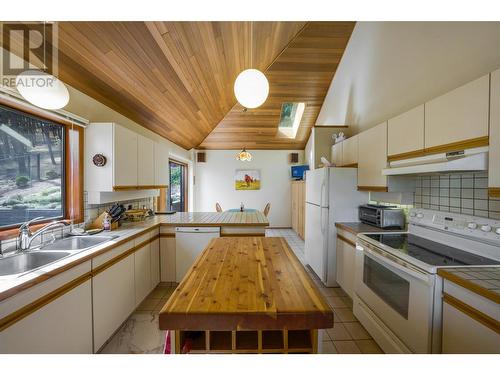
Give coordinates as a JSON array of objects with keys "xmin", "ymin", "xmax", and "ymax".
[
  {"xmin": 357, "ymin": 122, "xmax": 388, "ymax": 190},
  {"xmin": 160, "ymin": 227, "xmax": 176, "ymax": 282},
  {"xmin": 114, "ymin": 124, "xmax": 139, "ymax": 187},
  {"xmin": 92, "ymin": 253, "xmax": 135, "ymax": 352},
  {"xmin": 442, "ymin": 280, "xmax": 500, "ymax": 354},
  {"xmin": 150, "ymin": 237, "xmax": 160, "ymax": 289},
  {"xmin": 138, "ymin": 135, "xmax": 155, "ymax": 186},
  {"xmin": 341, "ymin": 135, "xmax": 358, "ymax": 167},
  {"xmin": 0, "ymin": 280, "xmax": 93, "ymax": 354},
  {"xmin": 331, "ymin": 142, "xmax": 343, "ymax": 166},
  {"xmin": 154, "ymin": 142, "xmax": 169, "ymax": 186},
  {"xmin": 489, "ymin": 69, "xmax": 500, "ymax": 197},
  {"xmin": 425, "ymin": 75, "xmax": 489, "ymax": 150},
  {"xmin": 135, "ymin": 242, "xmax": 152, "ymax": 305},
  {"xmin": 388, "ymin": 105, "xmax": 424, "ymax": 157},
  {"xmin": 336, "ymin": 230, "xmax": 356, "ymax": 298}
]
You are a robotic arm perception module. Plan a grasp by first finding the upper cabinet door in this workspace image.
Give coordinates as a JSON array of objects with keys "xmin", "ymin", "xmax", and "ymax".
[
  {"xmin": 358, "ymin": 122, "xmax": 387, "ymax": 190},
  {"xmin": 154, "ymin": 142, "xmax": 169, "ymax": 186},
  {"xmin": 137, "ymin": 135, "xmax": 155, "ymax": 186},
  {"xmin": 342, "ymin": 135, "xmax": 358, "ymax": 166},
  {"xmin": 113, "ymin": 124, "xmax": 138, "ymax": 187},
  {"xmin": 489, "ymin": 69, "xmax": 500, "ymax": 197},
  {"xmin": 388, "ymin": 105, "xmax": 424, "ymax": 158},
  {"xmin": 425, "ymin": 75, "xmax": 489, "ymax": 150},
  {"xmin": 331, "ymin": 142, "xmax": 343, "ymax": 166}
]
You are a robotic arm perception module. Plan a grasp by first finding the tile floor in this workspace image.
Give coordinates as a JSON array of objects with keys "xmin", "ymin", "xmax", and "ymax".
[{"xmin": 101, "ymin": 229, "xmax": 382, "ymax": 354}]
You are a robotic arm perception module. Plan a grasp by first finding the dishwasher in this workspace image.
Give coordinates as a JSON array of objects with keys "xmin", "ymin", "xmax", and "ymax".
[{"xmin": 175, "ymin": 227, "xmax": 220, "ymax": 282}]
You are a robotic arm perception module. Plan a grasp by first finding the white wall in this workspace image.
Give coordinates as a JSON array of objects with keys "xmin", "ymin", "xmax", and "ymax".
[
  {"xmin": 194, "ymin": 150, "xmax": 304, "ymax": 227},
  {"xmin": 316, "ymin": 22, "xmax": 500, "ymax": 134}
]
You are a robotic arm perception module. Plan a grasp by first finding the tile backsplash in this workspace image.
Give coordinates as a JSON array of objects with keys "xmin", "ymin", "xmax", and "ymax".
[
  {"xmin": 414, "ymin": 172, "xmax": 500, "ymax": 220},
  {"xmin": 0, "ymin": 192, "xmax": 155, "ymax": 254}
]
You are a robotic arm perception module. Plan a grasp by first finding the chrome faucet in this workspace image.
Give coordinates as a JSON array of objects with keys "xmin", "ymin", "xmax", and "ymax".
[{"xmin": 18, "ymin": 217, "xmax": 71, "ymax": 252}]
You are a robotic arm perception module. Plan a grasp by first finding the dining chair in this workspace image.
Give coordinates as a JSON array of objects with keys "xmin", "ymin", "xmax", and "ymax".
[
  {"xmin": 215, "ymin": 202, "xmax": 223, "ymax": 212},
  {"xmin": 263, "ymin": 203, "xmax": 271, "ymax": 217}
]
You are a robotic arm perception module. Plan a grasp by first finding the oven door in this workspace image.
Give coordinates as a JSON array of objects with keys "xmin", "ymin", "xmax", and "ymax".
[{"xmin": 354, "ymin": 239, "xmax": 435, "ymax": 353}]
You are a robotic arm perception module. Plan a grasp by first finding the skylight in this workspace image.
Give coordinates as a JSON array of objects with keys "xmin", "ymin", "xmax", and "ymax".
[{"xmin": 278, "ymin": 102, "xmax": 305, "ymax": 139}]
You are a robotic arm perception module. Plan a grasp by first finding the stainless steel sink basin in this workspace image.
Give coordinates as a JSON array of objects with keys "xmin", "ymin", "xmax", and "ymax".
[
  {"xmin": 40, "ymin": 235, "xmax": 116, "ymax": 251},
  {"xmin": 0, "ymin": 251, "xmax": 71, "ymax": 277}
]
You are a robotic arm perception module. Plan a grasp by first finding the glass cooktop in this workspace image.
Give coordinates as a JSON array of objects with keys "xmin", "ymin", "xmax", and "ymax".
[{"xmin": 365, "ymin": 233, "xmax": 499, "ymax": 267}]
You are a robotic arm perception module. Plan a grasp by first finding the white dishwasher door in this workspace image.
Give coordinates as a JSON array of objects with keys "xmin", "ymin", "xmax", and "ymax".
[{"xmin": 175, "ymin": 227, "xmax": 220, "ymax": 282}]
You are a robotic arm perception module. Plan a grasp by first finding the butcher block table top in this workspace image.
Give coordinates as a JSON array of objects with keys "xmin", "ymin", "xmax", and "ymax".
[
  {"xmin": 160, "ymin": 211, "xmax": 269, "ymax": 227},
  {"xmin": 159, "ymin": 237, "xmax": 333, "ymax": 331}
]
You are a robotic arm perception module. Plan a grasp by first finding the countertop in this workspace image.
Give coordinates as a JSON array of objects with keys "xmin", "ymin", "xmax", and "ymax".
[
  {"xmin": 438, "ymin": 267, "xmax": 500, "ymax": 304},
  {"xmin": 0, "ymin": 212, "xmax": 269, "ymax": 303},
  {"xmin": 159, "ymin": 237, "xmax": 333, "ymax": 331},
  {"xmin": 335, "ymin": 222, "xmax": 406, "ymax": 235}
]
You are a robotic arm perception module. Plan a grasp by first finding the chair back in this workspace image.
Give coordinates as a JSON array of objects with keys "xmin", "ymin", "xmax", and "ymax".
[
  {"xmin": 263, "ymin": 203, "xmax": 271, "ymax": 217},
  {"xmin": 215, "ymin": 202, "xmax": 223, "ymax": 212}
]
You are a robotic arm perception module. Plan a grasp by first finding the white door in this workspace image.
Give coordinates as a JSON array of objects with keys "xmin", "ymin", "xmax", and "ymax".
[
  {"xmin": 135, "ymin": 243, "xmax": 152, "ymax": 305},
  {"xmin": 305, "ymin": 203, "xmax": 328, "ymax": 282},
  {"xmin": 175, "ymin": 227, "xmax": 220, "ymax": 282}
]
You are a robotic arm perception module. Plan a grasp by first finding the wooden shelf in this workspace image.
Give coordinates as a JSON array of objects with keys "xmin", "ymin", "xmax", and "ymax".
[{"xmin": 209, "ymin": 331, "xmax": 232, "ymax": 351}]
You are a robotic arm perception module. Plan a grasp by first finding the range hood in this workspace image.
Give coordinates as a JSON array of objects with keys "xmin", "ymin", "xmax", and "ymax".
[{"xmin": 382, "ymin": 146, "xmax": 488, "ymax": 176}]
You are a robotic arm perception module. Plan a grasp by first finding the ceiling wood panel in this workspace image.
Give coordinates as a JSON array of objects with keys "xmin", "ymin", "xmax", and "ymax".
[
  {"xmin": 55, "ymin": 21, "xmax": 306, "ymax": 149},
  {"xmin": 199, "ymin": 22, "xmax": 355, "ymax": 150}
]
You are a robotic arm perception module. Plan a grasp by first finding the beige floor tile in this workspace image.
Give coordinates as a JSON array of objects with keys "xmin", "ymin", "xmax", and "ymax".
[
  {"xmin": 326, "ymin": 322, "xmax": 352, "ymax": 341},
  {"xmin": 341, "ymin": 296, "xmax": 353, "ymax": 308},
  {"xmin": 136, "ymin": 298, "xmax": 161, "ymax": 312},
  {"xmin": 333, "ymin": 340, "xmax": 362, "ymax": 354},
  {"xmin": 319, "ymin": 329, "xmax": 331, "ymax": 342},
  {"xmin": 326, "ymin": 295, "xmax": 348, "ymax": 308},
  {"xmin": 355, "ymin": 340, "xmax": 383, "ymax": 354},
  {"xmin": 334, "ymin": 308, "xmax": 358, "ymax": 322},
  {"xmin": 320, "ymin": 287, "xmax": 342, "ymax": 297},
  {"xmin": 343, "ymin": 322, "xmax": 371, "ymax": 340},
  {"xmin": 319, "ymin": 341, "xmax": 338, "ymax": 354}
]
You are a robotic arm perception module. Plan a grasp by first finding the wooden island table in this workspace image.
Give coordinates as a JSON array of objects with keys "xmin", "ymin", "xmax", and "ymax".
[{"xmin": 159, "ymin": 237, "xmax": 333, "ymax": 354}]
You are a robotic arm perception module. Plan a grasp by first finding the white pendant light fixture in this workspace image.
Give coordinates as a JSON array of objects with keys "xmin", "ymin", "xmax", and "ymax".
[
  {"xmin": 236, "ymin": 147, "xmax": 252, "ymax": 162},
  {"xmin": 234, "ymin": 22, "xmax": 269, "ymax": 109},
  {"xmin": 16, "ymin": 70, "xmax": 70, "ymax": 110}
]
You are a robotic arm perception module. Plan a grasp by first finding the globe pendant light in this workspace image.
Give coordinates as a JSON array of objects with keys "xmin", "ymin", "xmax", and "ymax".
[
  {"xmin": 16, "ymin": 70, "xmax": 69, "ymax": 110},
  {"xmin": 234, "ymin": 22, "xmax": 269, "ymax": 109},
  {"xmin": 236, "ymin": 147, "xmax": 252, "ymax": 162}
]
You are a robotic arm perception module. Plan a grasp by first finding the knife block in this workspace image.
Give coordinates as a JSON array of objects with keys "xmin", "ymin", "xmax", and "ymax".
[{"xmin": 88, "ymin": 212, "xmax": 119, "ymax": 230}]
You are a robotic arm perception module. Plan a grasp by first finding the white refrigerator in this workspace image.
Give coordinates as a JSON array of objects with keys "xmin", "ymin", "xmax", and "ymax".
[{"xmin": 304, "ymin": 167, "xmax": 367, "ymax": 286}]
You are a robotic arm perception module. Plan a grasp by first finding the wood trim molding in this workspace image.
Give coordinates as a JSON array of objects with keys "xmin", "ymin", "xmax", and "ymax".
[
  {"xmin": 313, "ymin": 125, "xmax": 350, "ymax": 129},
  {"xmin": 113, "ymin": 185, "xmax": 168, "ymax": 191},
  {"xmin": 337, "ymin": 234, "xmax": 356, "ymax": 248},
  {"xmin": 387, "ymin": 149, "xmax": 426, "ymax": 162},
  {"xmin": 92, "ymin": 234, "xmax": 160, "ymax": 277},
  {"xmin": 357, "ymin": 186, "xmax": 388, "ymax": 192},
  {"xmin": 335, "ymin": 223, "xmax": 358, "ymax": 236},
  {"xmin": 488, "ymin": 188, "xmax": 500, "ymax": 198},
  {"xmin": 160, "ymin": 233, "xmax": 176, "ymax": 238},
  {"xmin": 342, "ymin": 163, "xmax": 358, "ymax": 168},
  {"xmin": 220, "ymin": 233, "xmax": 266, "ymax": 237},
  {"xmin": 443, "ymin": 293, "xmax": 500, "ymax": 334},
  {"xmin": 438, "ymin": 269, "xmax": 500, "ymax": 304},
  {"xmin": 0, "ymin": 272, "xmax": 92, "ymax": 332},
  {"xmin": 423, "ymin": 136, "xmax": 489, "ymax": 156}
]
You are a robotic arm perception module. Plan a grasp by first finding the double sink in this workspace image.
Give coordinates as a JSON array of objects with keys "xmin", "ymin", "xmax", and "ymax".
[{"xmin": 0, "ymin": 235, "xmax": 117, "ymax": 278}]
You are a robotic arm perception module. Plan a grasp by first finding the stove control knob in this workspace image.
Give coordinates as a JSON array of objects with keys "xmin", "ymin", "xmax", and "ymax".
[
  {"xmin": 467, "ymin": 222, "xmax": 478, "ymax": 230},
  {"xmin": 495, "ymin": 227, "xmax": 500, "ymax": 235},
  {"xmin": 416, "ymin": 213, "xmax": 424, "ymax": 219},
  {"xmin": 480, "ymin": 224, "xmax": 492, "ymax": 232}
]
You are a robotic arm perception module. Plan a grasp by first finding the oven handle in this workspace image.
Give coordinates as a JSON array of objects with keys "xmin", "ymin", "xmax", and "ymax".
[{"xmin": 356, "ymin": 243, "xmax": 433, "ymax": 285}]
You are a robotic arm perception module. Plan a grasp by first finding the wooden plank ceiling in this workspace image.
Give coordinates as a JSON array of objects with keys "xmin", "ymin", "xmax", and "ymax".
[{"xmin": 3, "ymin": 22, "xmax": 354, "ymax": 150}]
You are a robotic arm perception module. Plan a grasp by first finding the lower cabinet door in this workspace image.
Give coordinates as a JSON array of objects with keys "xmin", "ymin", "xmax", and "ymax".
[
  {"xmin": 93, "ymin": 254, "xmax": 135, "ymax": 352},
  {"xmin": 336, "ymin": 237, "xmax": 355, "ymax": 298},
  {"xmin": 150, "ymin": 238, "xmax": 160, "ymax": 289},
  {"xmin": 0, "ymin": 280, "xmax": 93, "ymax": 354},
  {"xmin": 160, "ymin": 237, "xmax": 176, "ymax": 282},
  {"xmin": 135, "ymin": 244, "xmax": 151, "ymax": 305}
]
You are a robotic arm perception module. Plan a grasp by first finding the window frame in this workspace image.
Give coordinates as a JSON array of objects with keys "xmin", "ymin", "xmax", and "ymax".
[
  {"xmin": 0, "ymin": 100, "xmax": 84, "ymax": 239},
  {"xmin": 168, "ymin": 158, "xmax": 188, "ymax": 212}
]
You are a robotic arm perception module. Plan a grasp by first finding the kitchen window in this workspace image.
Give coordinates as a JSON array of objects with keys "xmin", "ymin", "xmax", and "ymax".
[
  {"xmin": 0, "ymin": 103, "xmax": 83, "ymax": 233},
  {"xmin": 168, "ymin": 159, "xmax": 187, "ymax": 212}
]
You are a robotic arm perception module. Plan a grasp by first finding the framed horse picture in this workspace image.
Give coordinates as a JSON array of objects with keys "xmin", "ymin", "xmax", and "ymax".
[{"xmin": 235, "ymin": 169, "xmax": 261, "ymax": 190}]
